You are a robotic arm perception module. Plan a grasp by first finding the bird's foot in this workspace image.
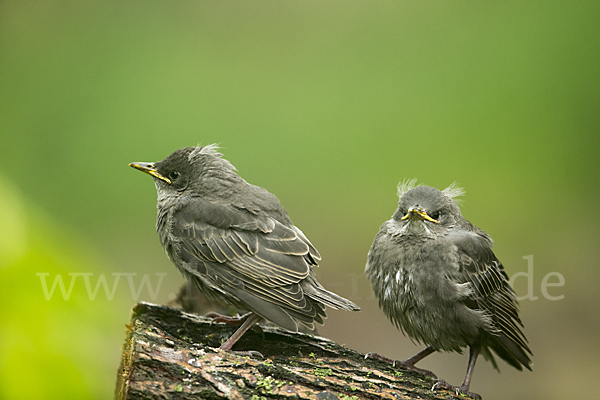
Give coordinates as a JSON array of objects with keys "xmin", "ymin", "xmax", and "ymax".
[
  {"xmin": 221, "ymin": 348, "xmax": 264, "ymax": 359},
  {"xmin": 364, "ymin": 352, "xmax": 437, "ymax": 378},
  {"xmin": 365, "ymin": 352, "xmax": 394, "ymax": 363},
  {"xmin": 432, "ymin": 379, "xmax": 481, "ymax": 399},
  {"xmin": 394, "ymin": 360, "xmax": 437, "ymax": 378},
  {"xmin": 206, "ymin": 311, "xmax": 253, "ymax": 326}
]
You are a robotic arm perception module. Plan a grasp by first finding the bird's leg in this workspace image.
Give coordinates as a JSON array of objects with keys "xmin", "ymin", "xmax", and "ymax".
[
  {"xmin": 432, "ymin": 345, "xmax": 481, "ymax": 399},
  {"xmin": 218, "ymin": 312, "xmax": 264, "ymax": 357},
  {"xmin": 394, "ymin": 346, "xmax": 437, "ymax": 377},
  {"xmin": 365, "ymin": 346, "xmax": 437, "ymax": 378}
]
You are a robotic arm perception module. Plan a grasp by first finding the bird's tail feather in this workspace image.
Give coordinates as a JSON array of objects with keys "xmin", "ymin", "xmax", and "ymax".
[
  {"xmin": 480, "ymin": 346, "xmax": 500, "ymax": 371},
  {"xmin": 488, "ymin": 332, "xmax": 533, "ymax": 371},
  {"xmin": 303, "ymin": 284, "xmax": 360, "ymax": 311}
]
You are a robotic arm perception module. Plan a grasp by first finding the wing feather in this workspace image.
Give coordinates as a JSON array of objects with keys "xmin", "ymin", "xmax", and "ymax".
[
  {"xmin": 449, "ymin": 230, "xmax": 532, "ymax": 370},
  {"xmin": 169, "ymin": 200, "xmax": 356, "ymax": 331}
]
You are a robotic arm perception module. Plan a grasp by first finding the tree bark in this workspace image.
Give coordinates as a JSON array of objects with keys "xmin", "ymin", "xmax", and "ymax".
[{"xmin": 116, "ymin": 302, "xmax": 474, "ymax": 400}]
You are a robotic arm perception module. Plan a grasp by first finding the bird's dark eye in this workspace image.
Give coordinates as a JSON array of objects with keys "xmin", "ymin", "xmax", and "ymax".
[
  {"xmin": 168, "ymin": 171, "xmax": 180, "ymax": 181},
  {"xmin": 430, "ymin": 211, "xmax": 441, "ymax": 220}
]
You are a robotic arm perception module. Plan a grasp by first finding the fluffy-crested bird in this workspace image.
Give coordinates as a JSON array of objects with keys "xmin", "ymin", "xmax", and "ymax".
[
  {"xmin": 130, "ymin": 145, "xmax": 359, "ymax": 351},
  {"xmin": 365, "ymin": 181, "xmax": 531, "ymax": 398}
]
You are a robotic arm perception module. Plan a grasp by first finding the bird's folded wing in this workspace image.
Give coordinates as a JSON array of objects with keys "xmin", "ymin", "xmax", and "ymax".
[
  {"xmin": 170, "ymin": 201, "xmax": 327, "ymax": 330},
  {"xmin": 173, "ymin": 201, "xmax": 312, "ymax": 284},
  {"xmin": 449, "ymin": 231, "xmax": 530, "ymax": 352}
]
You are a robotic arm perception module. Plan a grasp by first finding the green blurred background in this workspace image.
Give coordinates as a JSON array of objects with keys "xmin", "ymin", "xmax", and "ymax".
[{"xmin": 1, "ymin": 1, "xmax": 598, "ymax": 399}]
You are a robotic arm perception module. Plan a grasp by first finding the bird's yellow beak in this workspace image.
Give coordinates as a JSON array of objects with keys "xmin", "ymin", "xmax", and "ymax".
[
  {"xmin": 401, "ymin": 207, "xmax": 438, "ymax": 223},
  {"xmin": 129, "ymin": 162, "xmax": 172, "ymax": 184}
]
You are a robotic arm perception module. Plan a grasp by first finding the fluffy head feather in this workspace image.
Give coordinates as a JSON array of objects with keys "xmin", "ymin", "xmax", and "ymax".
[{"xmin": 397, "ymin": 179, "xmax": 465, "ymax": 205}]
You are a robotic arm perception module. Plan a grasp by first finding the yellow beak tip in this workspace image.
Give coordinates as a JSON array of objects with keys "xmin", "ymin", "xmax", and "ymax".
[
  {"xmin": 129, "ymin": 162, "xmax": 171, "ymax": 184},
  {"xmin": 403, "ymin": 209, "xmax": 439, "ymax": 223}
]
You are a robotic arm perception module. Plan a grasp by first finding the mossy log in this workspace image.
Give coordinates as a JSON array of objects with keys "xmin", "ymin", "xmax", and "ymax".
[{"xmin": 116, "ymin": 302, "xmax": 474, "ymax": 400}]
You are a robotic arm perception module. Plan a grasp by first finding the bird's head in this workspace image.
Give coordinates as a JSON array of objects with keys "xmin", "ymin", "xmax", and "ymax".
[
  {"xmin": 391, "ymin": 181, "xmax": 464, "ymax": 236},
  {"xmin": 129, "ymin": 145, "xmax": 240, "ymax": 200}
]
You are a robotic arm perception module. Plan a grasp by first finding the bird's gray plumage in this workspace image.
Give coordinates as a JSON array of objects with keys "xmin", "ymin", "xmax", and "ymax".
[
  {"xmin": 365, "ymin": 182, "xmax": 531, "ymax": 396},
  {"xmin": 133, "ymin": 145, "xmax": 359, "ymax": 337}
]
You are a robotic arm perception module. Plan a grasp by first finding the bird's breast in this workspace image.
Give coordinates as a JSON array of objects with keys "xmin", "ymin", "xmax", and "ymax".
[
  {"xmin": 368, "ymin": 232, "xmax": 467, "ymax": 314},
  {"xmin": 367, "ymin": 232, "xmax": 481, "ymax": 350}
]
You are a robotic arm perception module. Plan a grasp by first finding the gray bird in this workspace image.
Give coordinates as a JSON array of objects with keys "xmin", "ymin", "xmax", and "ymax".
[
  {"xmin": 130, "ymin": 145, "xmax": 359, "ymax": 352},
  {"xmin": 365, "ymin": 181, "xmax": 531, "ymax": 399}
]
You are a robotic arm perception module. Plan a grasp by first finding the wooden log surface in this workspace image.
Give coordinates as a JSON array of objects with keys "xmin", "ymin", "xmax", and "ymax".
[{"xmin": 116, "ymin": 302, "xmax": 475, "ymax": 400}]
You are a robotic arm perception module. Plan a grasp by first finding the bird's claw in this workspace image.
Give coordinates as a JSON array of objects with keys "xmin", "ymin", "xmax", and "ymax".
[
  {"xmin": 364, "ymin": 352, "xmax": 437, "ymax": 378},
  {"xmin": 394, "ymin": 360, "xmax": 437, "ymax": 378},
  {"xmin": 206, "ymin": 312, "xmax": 251, "ymax": 326},
  {"xmin": 364, "ymin": 352, "xmax": 394, "ymax": 363},
  {"xmin": 230, "ymin": 350, "xmax": 264, "ymax": 359},
  {"xmin": 432, "ymin": 379, "xmax": 481, "ymax": 399}
]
